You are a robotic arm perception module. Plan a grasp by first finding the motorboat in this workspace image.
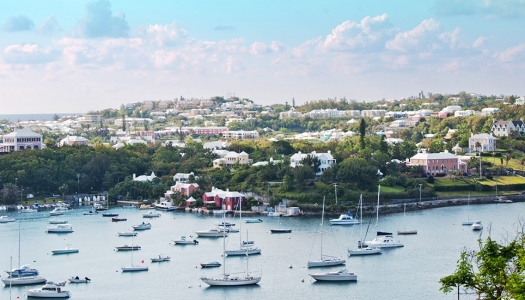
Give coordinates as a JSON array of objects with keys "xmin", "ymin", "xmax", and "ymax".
[
  {"xmin": 270, "ymin": 229, "xmax": 292, "ymax": 233},
  {"xmin": 20, "ymin": 207, "xmax": 38, "ymax": 213},
  {"xmin": 2, "ymin": 275, "xmax": 47, "ymax": 286},
  {"xmin": 27, "ymin": 282, "xmax": 71, "ymax": 298},
  {"xmin": 329, "ymin": 212, "xmax": 359, "ymax": 225},
  {"xmin": 267, "ymin": 211, "xmax": 282, "ymax": 217},
  {"xmin": 93, "ymin": 203, "xmax": 107, "ymax": 211},
  {"xmin": 83, "ymin": 211, "xmax": 96, "ymax": 215},
  {"xmin": 309, "ymin": 269, "xmax": 357, "ymax": 281},
  {"xmin": 68, "ymin": 276, "xmax": 91, "ymax": 283},
  {"xmin": 49, "ymin": 208, "xmax": 64, "ymax": 216},
  {"xmin": 225, "ymin": 247, "xmax": 261, "ymax": 256},
  {"xmin": 46, "ymin": 224, "xmax": 73, "ymax": 233},
  {"xmin": 218, "ymin": 227, "xmax": 240, "ymax": 233},
  {"xmin": 143, "ymin": 211, "xmax": 161, "ymax": 218},
  {"xmin": 151, "ymin": 254, "xmax": 171, "ymax": 262},
  {"xmin": 154, "ymin": 201, "xmax": 176, "ymax": 211},
  {"xmin": 348, "ymin": 247, "xmax": 382, "ymax": 256},
  {"xmin": 216, "ymin": 222, "xmax": 235, "ymax": 227},
  {"xmin": 115, "ymin": 244, "xmax": 141, "ymax": 251},
  {"xmin": 52, "ymin": 244, "xmax": 79, "ymax": 255},
  {"xmin": 200, "ymin": 261, "xmax": 221, "ymax": 268},
  {"xmin": 245, "ymin": 218, "xmax": 263, "ymax": 223},
  {"xmin": 111, "ymin": 218, "xmax": 127, "ymax": 222},
  {"xmin": 5, "ymin": 264, "xmax": 39, "ymax": 277},
  {"xmin": 173, "ymin": 236, "xmax": 199, "ymax": 245},
  {"xmin": 48, "ymin": 219, "xmax": 68, "ymax": 224},
  {"xmin": 0, "ymin": 215, "xmax": 16, "ymax": 223},
  {"xmin": 102, "ymin": 212, "xmax": 119, "ymax": 217},
  {"xmin": 118, "ymin": 231, "xmax": 137, "ymax": 237},
  {"xmin": 132, "ymin": 222, "xmax": 152, "ymax": 230},
  {"xmin": 364, "ymin": 235, "xmax": 404, "ymax": 248},
  {"xmin": 195, "ymin": 228, "xmax": 228, "ymax": 238},
  {"xmin": 472, "ymin": 220, "xmax": 483, "ymax": 231}
]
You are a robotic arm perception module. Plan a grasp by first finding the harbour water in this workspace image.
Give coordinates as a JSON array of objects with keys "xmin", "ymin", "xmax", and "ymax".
[{"xmin": 0, "ymin": 202, "xmax": 522, "ymax": 300}]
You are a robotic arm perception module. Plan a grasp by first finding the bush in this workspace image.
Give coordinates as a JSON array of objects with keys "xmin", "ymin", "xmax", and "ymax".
[{"xmin": 427, "ymin": 176, "xmax": 434, "ymax": 184}]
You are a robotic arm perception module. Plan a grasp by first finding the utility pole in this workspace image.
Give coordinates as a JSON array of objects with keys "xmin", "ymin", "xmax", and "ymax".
[
  {"xmin": 334, "ymin": 183, "xmax": 338, "ymax": 204},
  {"xmin": 77, "ymin": 174, "xmax": 80, "ymax": 195}
]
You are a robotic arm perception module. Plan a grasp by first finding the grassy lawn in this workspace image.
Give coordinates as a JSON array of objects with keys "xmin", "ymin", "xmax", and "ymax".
[
  {"xmin": 379, "ymin": 185, "xmax": 405, "ymax": 193},
  {"xmin": 478, "ymin": 176, "xmax": 525, "ymax": 186},
  {"xmin": 482, "ymin": 156, "xmax": 525, "ymax": 171},
  {"xmin": 436, "ymin": 190, "xmax": 514, "ymax": 197}
]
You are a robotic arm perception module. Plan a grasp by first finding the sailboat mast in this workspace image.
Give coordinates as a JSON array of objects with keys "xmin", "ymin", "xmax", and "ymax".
[
  {"xmin": 359, "ymin": 194, "xmax": 363, "ymax": 242},
  {"xmin": 239, "ymin": 199, "xmax": 242, "ymax": 247},
  {"xmin": 18, "ymin": 221, "xmax": 21, "ymax": 269},
  {"xmin": 321, "ymin": 196, "xmax": 325, "ymax": 258},
  {"xmin": 376, "ymin": 185, "xmax": 380, "ymax": 226},
  {"xmin": 222, "ymin": 199, "xmax": 226, "ymax": 277}
]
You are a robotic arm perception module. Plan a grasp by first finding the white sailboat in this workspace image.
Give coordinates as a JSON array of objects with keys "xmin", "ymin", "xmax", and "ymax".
[
  {"xmin": 200, "ymin": 201, "xmax": 261, "ymax": 286},
  {"xmin": 2, "ymin": 222, "xmax": 46, "ymax": 286},
  {"xmin": 397, "ymin": 203, "xmax": 417, "ymax": 235},
  {"xmin": 307, "ymin": 197, "xmax": 346, "ymax": 268},
  {"xmin": 364, "ymin": 186, "xmax": 404, "ymax": 248},
  {"xmin": 121, "ymin": 238, "xmax": 148, "ymax": 272},
  {"xmin": 462, "ymin": 193, "xmax": 479, "ymax": 226},
  {"xmin": 348, "ymin": 195, "xmax": 382, "ymax": 256},
  {"xmin": 225, "ymin": 200, "xmax": 261, "ymax": 256}
]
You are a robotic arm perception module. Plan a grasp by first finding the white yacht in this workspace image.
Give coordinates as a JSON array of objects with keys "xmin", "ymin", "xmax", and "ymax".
[
  {"xmin": 0, "ymin": 216, "xmax": 15, "ymax": 223},
  {"xmin": 154, "ymin": 201, "xmax": 177, "ymax": 211},
  {"xmin": 5, "ymin": 264, "xmax": 39, "ymax": 276},
  {"xmin": 195, "ymin": 228, "xmax": 228, "ymax": 238},
  {"xmin": 46, "ymin": 224, "xmax": 73, "ymax": 233},
  {"xmin": 132, "ymin": 222, "xmax": 151, "ymax": 230},
  {"xmin": 142, "ymin": 211, "xmax": 161, "ymax": 218},
  {"xmin": 329, "ymin": 212, "xmax": 359, "ymax": 225},
  {"xmin": 309, "ymin": 269, "xmax": 357, "ymax": 281},
  {"xmin": 26, "ymin": 282, "xmax": 71, "ymax": 298},
  {"xmin": 49, "ymin": 208, "xmax": 64, "ymax": 216},
  {"xmin": 364, "ymin": 235, "xmax": 404, "ymax": 248},
  {"xmin": 471, "ymin": 220, "xmax": 483, "ymax": 231},
  {"xmin": 2, "ymin": 275, "xmax": 47, "ymax": 286},
  {"xmin": 173, "ymin": 236, "xmax": 199, "ymax": 245},
  {"xmin": 48, "ymin": 219, "xmax": 68, "ymax": 224}
]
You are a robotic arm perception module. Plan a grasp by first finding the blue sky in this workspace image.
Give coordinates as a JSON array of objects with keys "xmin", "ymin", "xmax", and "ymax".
[{"xmin": 0, "ymin": 0, "xmax": 524, "ymax": 113}]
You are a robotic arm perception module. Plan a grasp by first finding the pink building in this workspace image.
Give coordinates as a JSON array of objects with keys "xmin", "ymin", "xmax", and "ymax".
[
  {"xmin": 170, "ymin": 182, "xmax": 199, "ymax": 197},
  {"xmin": 202, "ymin": 187, "xmax": 245, "ymax": 210},
  {"xmin": 408, "ymin": 150, "xmax": 467, "ymax": 176}
]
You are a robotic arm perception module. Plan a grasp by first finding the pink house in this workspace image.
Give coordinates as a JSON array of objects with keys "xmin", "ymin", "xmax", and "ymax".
[
  {"xmin": 170, "ymin": 182, "xmax": 199, "ymax": 197},
  {"xmin": 408, "ymin": 150, "xmax": 467, "ymax": 176},
  {"xmin": 202, "ymin": 187, "xmax": 245, "ymax": 210}
]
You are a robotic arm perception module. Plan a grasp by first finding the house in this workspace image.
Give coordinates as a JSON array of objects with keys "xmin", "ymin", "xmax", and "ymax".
[
  {"xmin": 491, "ymin": 119, "xmax": 525, "ymax": 137},
  {"xmin": 469, "ymin": 133, "xmax": 497, "ymax": 153},
  {"xmin": 202, "ymin": 187, "xmax": 246, "ymax": 211},
  {"xmin": 58, "ymin": 135, "xmax": 89, "ymax": 146},
  {"xmin": 222, "ymin": 130, "xmax": 259, "ymax": 139},
  {"xmin": 173, "ymin": 172, "xmax": 198, "ymax": 183},
  {"xmin": 438, "ymin": 106, "xmax": 461, "ymax": 118},
  {"xmin": 133, "ymin": 172, "xmax": 157, "ymax": 182},
  {"xmin": 169, "ymin": 182, "xmax": 199, "ymax": 197},
  {"xmin": 0, "ymin": 128, "xmax": 43, "ymax": 153},
  {"xmin": 289, "ymin": 150, "xmax": 336, "ymax": 175},
  {"xmin": 213, "ymin": 151, "xmax": 252, "ymax": 168},
  {"xmin": 407, "ymin": 150, "xmax": 467, "ymax": 176},
  {"xmin": 251, "ymin": 157, "xmax": 282, "ymax": 167},
  {"xmin": 203, "ymin": 141, "xmax": 231, "ymax": 150}
]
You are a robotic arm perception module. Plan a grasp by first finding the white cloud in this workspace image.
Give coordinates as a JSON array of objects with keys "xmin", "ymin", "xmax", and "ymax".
[
  {"xmin": 250, "ymin": 41, "xmax": 283, "ymax": 55},
  {"xmin": 386, "ymin": 19, "xmax": 440, "ymax": 52},
  {"xmin": 144, "ymin": 22, "xmax": 187, "ymax": 47},
  {"xmin": 75, "ymin": 0, "xmax": 129, "ymax": 38},
  {"xmin": 3, "ymin": 44, "xmax": 59, "ymax": 64},
  {"xmin": 2, "ymin": 15, "xmax": 35, "ymax": 32},
  {"xmin": 320, "ymin": 14, "xmax": 394, "ymax": 52},
  {"xmin": 495, "ymin": 43, "xmax": 525, "ymax": 62},
  {"xmin": 472, "ymin": 36, "xmax": 486, "ymax": 48}
]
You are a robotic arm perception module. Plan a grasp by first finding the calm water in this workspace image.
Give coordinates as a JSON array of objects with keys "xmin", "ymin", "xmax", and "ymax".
[
  {"xmin": 0, "ymin": 114, "xmax": 80, "ymax": 122},
  {"xmin": 0, "ymin": 202, "xmax": 523, "ymax": 300}
]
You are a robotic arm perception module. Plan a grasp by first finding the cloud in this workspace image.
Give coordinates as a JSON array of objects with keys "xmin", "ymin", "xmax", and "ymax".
[
  {"xmin": 386, "ymin": 19, "xmax": 440, "ymax": 52},
  {"xmin": 320, "ymin": 14, "xmax": 394, "ymax": 52},
  {"xmin": 214, "ymin": 26, "xmax": 235, "ymax": 31},
  {"xmin": 2, "ymin": 15, "xmax": 35, "ymax": 32},
  {"xmin": 433, "ymin": 0, "xmax": 525, "ymax": 18},
  {"xmin": 3, "ymin": 44, "xmax": 59, "ymax": 64},
  {"xmin": 75, "ymin": 0, "xmax": 129, "ymax": 38},
  {"xmin": 250, "ymin": 41, "xmax": 283, "ymax": 55},
  {"xmin": 495, "ymin": 43, "xmax": 525, "ymax": 62},
  {"xmin": 144, "ymin": 22, "xmax": 187, "ymax": 47},
  {"xmin": 38, "ymin": 15, "xmax": 62, "ymax": 35}
]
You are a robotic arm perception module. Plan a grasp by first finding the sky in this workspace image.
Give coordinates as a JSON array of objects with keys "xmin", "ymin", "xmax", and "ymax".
[{"xmin": 0, "ymin": 0, "xmax": 524, "ymax": 114}]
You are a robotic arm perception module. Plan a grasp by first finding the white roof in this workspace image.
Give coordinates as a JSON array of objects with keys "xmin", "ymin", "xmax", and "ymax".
[
  {"xmin": 5, "ymin": 128, "xmax": 41, "ymax": 137},
  {"xmin": 411, "ymin": 151, "xmax": 458, "ymax": 160}
]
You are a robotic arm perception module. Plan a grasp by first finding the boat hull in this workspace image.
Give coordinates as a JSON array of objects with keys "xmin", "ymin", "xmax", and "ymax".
[
  {"xmin": 201, "ymin": 276, "xmax": 261, "ymax": 286},
  {"xmin": 26, "ymin": 290, "xmax": 71, "ymax": 298},
  {"xmin": 118, "ymin": 232, "xmax": 137, "ymax": 237},
  {"xmin": 2, "ymin": 276, "xmax": 47, "ymax": 285},
  {"xmin": 52, "ymin": 249, "xmax": 79, "ymax": 255},
  {"xmin": 121, "ymin": 266, "xmax": 148, "ymax": 272},
  {"xmin": 310, "ymin": 273, "xmax": 357, "ymax": 281},
  {"xmin": 348, "ymin": 248, "xmax": 382, "ymax": 256},
  {"xmin": 397, "ymin": 230, "xmax": 417, "ymax": 235},
  {"xmin": 307, "ymin": 259, "xmax": 346, "ymax": 268},
  {"xmin": 270, "ymin": 229, "xmax": 292, "ymax": 233},
  {"xmin": 225, "ymin": 248, "xmax": 261, "ymax": 256},
  {"xmin": 200, "ymin": 262, "xmax": 221, "ymax": 268}
]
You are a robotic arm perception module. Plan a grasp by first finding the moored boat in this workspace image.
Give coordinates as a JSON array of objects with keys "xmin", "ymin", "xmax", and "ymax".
[
  {"xmin": 270, "ymin": 229, "xmax": 292, "ymax": 233},
  {"xmin": 309, "ymin": 269, "xmax": 357, "ymax": 281},
  {"xmin": 151, "ymin": 254, "xmax": 170, "ymax": 262},
  {"xmin": 46, "ymin": 224, "xmax": 73, "ymax": 233},
  {"xmin": 200, "ymin": 261, "xmax": 221, "ymax": 268},
  {"xmin": 195, "ymin": 228, "xmax": 228, "ymax": 237},
  {"xmin": 132, "ymin": 222, "xmax": 151, "ymax": 231},
  {"xmin": 118, "ymin": 231, "xmax": 137, "ymax": 237},
  {"xmin": 111, "ymin": 217, "xmax": 127, "ymax": 222},
  {"xmin": 26, "ymin": 282, "xmax": 71, "ymax": 298},
  {"xmin": 2, "ymin": 275, "xmax": 47, "ymax": 286},
  {"xmin": 68, "ymin": 276, "xmax": 91, "ymax": 283},
  {"xmin": 245, "ymin": 218, "xmax": 263, "ymax": 223},
  {"xmin": 0, "ymin": 216, "xmax": 15, "ymax": 223},
  {"xmin": 115, "ymin": 244, "xmax": 141, "ymax": 251},
  {"xmin": 5, "ymin": 264, "xmax": 39, "ymax": 277},
  {"xmin": 173, "ymin": 236, "xmax": 199, "ymax": 245},
  {"xmin": 471, "ymin": 220, "xmax": 483, "ymax": 231},
  {"xmin": 364, "ymin": 234, "xmax": 404, "ymax": 248},
  {"xmin": 329, "ymin": 212, "xmax": 359, "ymax": 225},
  {"xmin": 102, "ymin": 213, "xmax": 119, "ymax": 217},
  {"xmin": 143, "ymin": 211, "xmax": 161, "ymax": 218},
  {"xmin": 48, "ymin": 219, "xmax": 68, "ymax": 224},
  {"xmin": 52, "ymin": 244, "xmax": 79, "ymax": 255},
  {"xmin": 154, "ymin": 201, "xmax": 176, "ymax": 211}
]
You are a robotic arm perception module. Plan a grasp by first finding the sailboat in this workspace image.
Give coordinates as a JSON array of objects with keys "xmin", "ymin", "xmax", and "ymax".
[
  {"xmin": 307, "ymin": 197, "xmax": 346, "ymax": 268},
  {"xmin": 462, "ymin": 193, "xmax": 479, "ymax": 226},
  {"xmin": 348, "ymin": 195, "xmax": 382, "ymax": 256},
  {"xmin": 225, "ymin": 200, "xmax": 261, "ymax": 256},
  {"xmin": 397, "ymin": 203, "xmax": 417, "ymax": 235},
  {"xmin": 364, "ymin": 186, "xmax": 404, "ymax": 248},
  {"xmin": 121, "ymin": 239, "xmax": 148, "ymax": 272},
  {"xmin": 200, "ymin": 200, "xmax": 261, "ymax": 286},
  {"xmin": 2, "ymin": 222, "xmax": 47, "ymax": 286}
]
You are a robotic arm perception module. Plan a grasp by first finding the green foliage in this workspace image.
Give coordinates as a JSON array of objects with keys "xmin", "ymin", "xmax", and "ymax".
[{"xmin": 440, "ymin": 232, "xmax": 525, "ymax": 299}]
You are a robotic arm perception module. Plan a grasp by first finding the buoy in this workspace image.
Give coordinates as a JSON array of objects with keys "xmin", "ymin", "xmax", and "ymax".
[
  {"xmin": 195, "ymin": 266, "xmax": 198, "ymax": 268},
  {"xmin": 301, "ymin": 279, "xmax": 304, "ymax": 282},
  {"xmin": 289, "ymin": 265, "xmax": 293, "ymax": 269}
]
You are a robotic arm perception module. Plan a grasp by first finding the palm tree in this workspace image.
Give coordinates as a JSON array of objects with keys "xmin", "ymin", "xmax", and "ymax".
[{"xmin": 58, "ymin": 184, "xmax": 69, "ymax": 200}]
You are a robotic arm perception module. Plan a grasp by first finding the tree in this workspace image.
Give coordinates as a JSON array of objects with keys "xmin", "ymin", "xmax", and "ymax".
[
  {"xmin": 359, "ymin": 118, "xmax": 367, "ymax": 149},
  {"xmin": 440, "ymin": 231, "xmax": 525, "ymax": 299},
  {"xmin": 1, "ymin": 183, "xmax": 18, "ymax": 205},
  {"xmin": 58, "ymin": 184, "xmax": 68, "ymax": 199}
]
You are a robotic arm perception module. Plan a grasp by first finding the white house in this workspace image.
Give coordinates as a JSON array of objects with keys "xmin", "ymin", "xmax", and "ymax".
[
  {"xmin": 491, "ymin": 120, "xmax": 525, "ymax": 137},
  {"xmin": 133, "ymin": 172, "xmax": 157, "ymax": 182},
  {"xmin": 289, "ymin": 151, "xmax": 336, "ymax": 175},
  {"xmin": 203, "ymin": 141, "xmax": 231, "ymax": 150},
  {"xmin": 0, "ymin": 128, "xmax": 43, "ymax": 153},
  {"xmin": 58, "ymin": 135, "xmax": 89, "ymax": 146},
  {"xmin": 213, "ymin": 151, "xmax": 252, "ymax": 168},
  {"xmin": 173, "ymin": 172, "xmax": 199, "ymax": 183},
  {"xmin": 468, "ymin": 133, "xmax": 497, "ymax": 153}
]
